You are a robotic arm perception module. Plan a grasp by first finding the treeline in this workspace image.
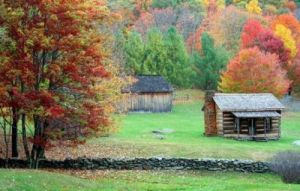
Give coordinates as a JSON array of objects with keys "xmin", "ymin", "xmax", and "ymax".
[
  {"xmin": 111, "ymin": 0, "xmax": 300, "ymax": 95},
  {"xmin": 119, "ymin": 26, "xmax": 230, "ymax": 89}
]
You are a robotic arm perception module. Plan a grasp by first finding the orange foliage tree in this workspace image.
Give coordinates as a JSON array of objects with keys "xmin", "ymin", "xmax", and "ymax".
[
  {"xmin": 271, "ymin": 14, "xmax": 300, "ymax": 43},
  {"xmin": 0, "ymin": 0, "xmax": 125, "ymax": 167},
  {"xmin": 219, "ymin": 47, "xmax": 290, "ymax": 97}
]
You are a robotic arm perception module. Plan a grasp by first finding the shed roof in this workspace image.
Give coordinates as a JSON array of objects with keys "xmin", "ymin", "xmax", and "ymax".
[
  {"xmin": 213, "ymin": 93, "xmax": 284, "ymax": 112},
  {"xmin": 122, "ymin": 75, "xmax": 173, "ymax": 93}
]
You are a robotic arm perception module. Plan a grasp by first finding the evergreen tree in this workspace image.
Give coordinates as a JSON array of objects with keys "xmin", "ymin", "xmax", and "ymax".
[
  {"xmin": 123, "ymin": 28, "xmax": 194, "ymax": 88},
  {"xmin": 144, "ymin": 28, "xmax": 167, "ymax": 75},
  {"xmin": 164, "ymin": 27, "xmax": 192, "ymax": 87},
  {"xmin": 124, "ymin": 31, "xmax": 145, "ymax": 74},
  {"xmin": 191, "ymin": 32, "xmax": 230, "ymax": 90}
]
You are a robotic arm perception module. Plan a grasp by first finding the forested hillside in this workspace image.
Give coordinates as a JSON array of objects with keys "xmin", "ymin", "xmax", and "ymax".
[{"xmin": 108, "ymin": 0, "xmax": 300, "ymax": 95}]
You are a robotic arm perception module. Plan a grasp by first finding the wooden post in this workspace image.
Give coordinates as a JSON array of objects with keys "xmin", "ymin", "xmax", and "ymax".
[
  {"xmin": 264, "ymin": 118, "xmax": 267, "ymax": 140},
  {"xmin": 278, "ymin": 117, "xmax": 281, "ymax": 139},
  {"xmin": 237, "ymin": 118, "xmax": 240, "ymax": 139},
  {"xmin": 251, "ymin": 118, "xmax": 254, "ymax": 139}
]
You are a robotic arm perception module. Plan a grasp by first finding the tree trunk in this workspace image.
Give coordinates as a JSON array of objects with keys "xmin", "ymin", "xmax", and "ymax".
[
  {"xmin": 2, "ymin": 119, "xmax": 9, "ymax": 167},
  {"xmin": 21, "ymin": 114, "xmax": 30, "ymax": 161},
  {"xmin": 31, "ymin": 116, "xmax": 46, "ymax": 169},
  {"xmin": 11, "ymin": 108, "xmax": 19, "ymax": 158}
]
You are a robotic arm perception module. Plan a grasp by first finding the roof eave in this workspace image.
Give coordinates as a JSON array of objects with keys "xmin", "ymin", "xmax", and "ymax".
[{"xmin": 219, "ymin": 108, "xmax": 285, "ymax": 112}]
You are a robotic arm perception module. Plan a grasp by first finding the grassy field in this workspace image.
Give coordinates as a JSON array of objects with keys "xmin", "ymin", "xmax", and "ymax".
[
  {"xmin": 47, "ymin": 90, "xmax": 300, "ymax": 161},
  {"xmin": 1, "ymin": 169, "xmax": 300, "ymax": 191},
  {"xmin": 2, "ymin": 90, "xmax": 300, "ymax": 191}
]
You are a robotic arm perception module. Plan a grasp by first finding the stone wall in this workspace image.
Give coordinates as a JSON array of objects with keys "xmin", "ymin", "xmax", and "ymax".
[{"xmin": 0, "ymin": 158, "xmax": 270, "ymax": 173}]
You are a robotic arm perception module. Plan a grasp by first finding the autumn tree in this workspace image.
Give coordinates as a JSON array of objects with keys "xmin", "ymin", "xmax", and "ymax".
[
  {"xmin": 175, "ymin": 4, "xmax": 203, "ymax": 40},
  {"xmin": 191, "ymin": 33, "xmax": 230, "ymax": 90},
  {"xmin": 285, "ymin": 1, "xmax": 297, "ymax": 12},
  {"xmin": 271, "ymin": 14, "xmax": 300, "ymax": 43},
  {"xmin": 241, "ymin": 19, "xmax": 264, "ymax": 48},
  {"xmin": 133, "ymin": 12, "xmax": 154, "ymax": 37},
  {"xmin": 208, "ymin": 6, "xmax": 264, "ymax": 54},
  {"xmin": 152, "ymin": 8, "xmax": 177, "ymax": 34},
  {"xmin": 287, "ymin": 46, "xmax": 300, "ymax": 92},
  {"xmin": 241, "ymin": 19, "xmax": 290, "ymax": 65},
  {"xmin": 274, "ymin": 24, "xmax": 297, "ymax": 58},
  {"xmin": 0, "ymin": 0, "xmax": 124, "ymax": 167},
  {"xmin": 134, "ymin": 0, "xmax": 152, "ymax": 14},
  {"xmin": 246, "ymin": 0, "xmax": 262, "ymax": 14},
  {"xmin": 186, "ymin": 0, "xmax": 219, "ymax": 52},
  {"xmin": 219, "ymin": 47, "xmax": 290, "ymax": 97},
  {"xmin": 133, "ymin": 2, "xmax": 205, "ymax": 43},
  {"xmin": 291, "ymin": 61, "xmax": 300, "ymax": 92}
]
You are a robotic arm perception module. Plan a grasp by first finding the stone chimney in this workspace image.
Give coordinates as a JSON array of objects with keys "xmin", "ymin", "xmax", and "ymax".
[{"xmin": 203, "ymin": 91, "xmax": 218, "ymax": 136}]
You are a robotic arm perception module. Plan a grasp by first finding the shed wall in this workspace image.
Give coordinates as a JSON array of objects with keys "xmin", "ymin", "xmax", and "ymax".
[{"xmin": 120, "ymin": 93, "xmax": 173, "ymax": 113}]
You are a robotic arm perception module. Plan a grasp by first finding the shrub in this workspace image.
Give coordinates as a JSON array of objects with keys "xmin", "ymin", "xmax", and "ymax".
[{"xmin": 269, "ymin": 151, "xmax": 300, "ymax": 184}]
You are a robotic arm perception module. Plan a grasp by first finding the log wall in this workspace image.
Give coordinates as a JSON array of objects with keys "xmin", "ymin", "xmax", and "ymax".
[
  {"xmin": 222, "ymin": 112, "xmax": 235, "ymax": 135},
  {"xmin": 221, "ymin": 111, "xmax": 281, "ymax": 140},
  {"xmin": 216, "ymin": 106, "xmax": 223, "ymax": 136}
]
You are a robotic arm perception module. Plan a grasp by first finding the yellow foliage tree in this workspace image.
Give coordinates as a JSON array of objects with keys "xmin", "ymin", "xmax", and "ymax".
[
  {"xmin": 274, "ymin": 24, "xmax": 297, "ymax": 58},
  {"xmin": 202, "ymin": 0, "xmax": 225, "ymax": 9},
  {"xmin": 246, "ymin": 0, "xmax": 262, "ymax": 14}
]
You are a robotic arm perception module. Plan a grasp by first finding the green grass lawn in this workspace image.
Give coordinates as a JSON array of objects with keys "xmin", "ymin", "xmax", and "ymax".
[
  {"xmin": 46, "ymin": 90, "xmax": 300, "ymax": 161},
  {"xmin": 1, "ymin": 169, "xmax": 300, "ymax": 191},
  {"xmin": 85, "ymin": 100, "xmax": 300, "ymax": 161}
]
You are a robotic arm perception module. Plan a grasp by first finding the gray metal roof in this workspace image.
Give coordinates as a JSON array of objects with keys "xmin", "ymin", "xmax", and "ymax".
[
  {"xmin": 213, "ymin": 93, "xmax": 285, "ymax": 112},
  {"xmin": 232, "ymin": 111, "xmax": 281, "ymax": 118}
]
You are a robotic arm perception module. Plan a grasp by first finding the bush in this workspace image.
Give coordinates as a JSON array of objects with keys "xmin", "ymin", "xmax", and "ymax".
[{"xmin": 269, "ymin": 151, "xmax": 300, "ymax": 184}]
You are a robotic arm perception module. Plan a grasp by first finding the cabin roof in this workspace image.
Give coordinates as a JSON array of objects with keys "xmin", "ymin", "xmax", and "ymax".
[
  {"xmin": 213, "ymin": 93, "xmax": 285, "ymax": 112},
  {"xmin": 232, "ymin": 111, "xmax": 281, "ymax": 118},
  {"xmin": 122, "ymin": 75, "xmax": 173, "ymax": 93}
]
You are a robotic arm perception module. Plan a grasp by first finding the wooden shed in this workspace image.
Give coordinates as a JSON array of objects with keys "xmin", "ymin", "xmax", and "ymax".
[
  {"xmin": 203, "ymin": 92, "xmax": 285, "ymax": 141},
  {"xmin": 120, "ymin": 75, "xmax": 173, "ymax": 113}
]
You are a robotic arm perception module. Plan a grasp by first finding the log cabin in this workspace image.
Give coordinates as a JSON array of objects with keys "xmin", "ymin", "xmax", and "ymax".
[
  {"xmin": 120, "ymin": 75, "xmax": 173, "ymax": 113},
  {"xmin": 203, "ymin": 91, "xmax": 285, "ymax": 141}
]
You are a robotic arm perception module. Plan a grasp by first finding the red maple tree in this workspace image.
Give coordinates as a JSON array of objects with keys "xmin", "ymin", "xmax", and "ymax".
[
  {"xmin": 0, "ymin": 0, "xmax": 122, "ymax": 167},
  {"xmin": 241, "ymin": 19, "xmax": 290, "ymax": 65}
]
